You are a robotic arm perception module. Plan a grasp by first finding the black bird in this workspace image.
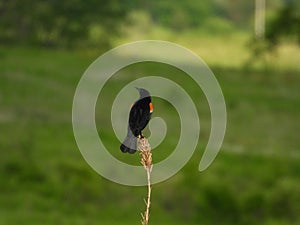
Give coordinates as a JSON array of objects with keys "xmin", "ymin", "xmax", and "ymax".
[{"xmin": 120, "ymin": 88, "xmax": 153, "ymax": 154}]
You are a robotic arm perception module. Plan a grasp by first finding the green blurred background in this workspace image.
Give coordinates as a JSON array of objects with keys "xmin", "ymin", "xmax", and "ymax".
[{"xmin": 1, "ymin": 0, "xmax": 300, "ymax": 224}]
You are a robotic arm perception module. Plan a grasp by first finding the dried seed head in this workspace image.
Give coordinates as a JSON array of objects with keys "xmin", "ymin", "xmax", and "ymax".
[{"xmin": 138, "ymin": 137, "xmax": 152, "ymax": 169}]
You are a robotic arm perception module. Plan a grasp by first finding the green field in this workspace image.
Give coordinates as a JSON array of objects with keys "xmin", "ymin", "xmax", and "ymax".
[{"xmin": 1, "ymin": 33, "xmax": 300, "ymax": 225}]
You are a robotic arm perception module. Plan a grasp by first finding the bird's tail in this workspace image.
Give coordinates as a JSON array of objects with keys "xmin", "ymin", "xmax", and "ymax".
[{"xmin": 120, "ymin": 131, "xmax": 137, "ymax": 154}]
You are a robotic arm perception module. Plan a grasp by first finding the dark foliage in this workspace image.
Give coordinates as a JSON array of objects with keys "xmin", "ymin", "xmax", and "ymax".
[
  {"xmin": 266, "ymin": 2, "xmax": 300, "ymax": 47},
  {"xmin": 0, "ymin": 0, "xmax": 128, "ymax": 48}
]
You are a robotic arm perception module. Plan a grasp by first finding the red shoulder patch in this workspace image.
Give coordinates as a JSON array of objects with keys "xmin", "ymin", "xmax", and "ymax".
[{"xmin": 149, "ymin": 102, "xmax": 153, "ymax": 113}]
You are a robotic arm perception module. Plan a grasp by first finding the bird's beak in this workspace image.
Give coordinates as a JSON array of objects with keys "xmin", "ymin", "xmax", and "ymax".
[{"xmin": 135, "ymin": 87, "xmax": 140, "ymax": 91}]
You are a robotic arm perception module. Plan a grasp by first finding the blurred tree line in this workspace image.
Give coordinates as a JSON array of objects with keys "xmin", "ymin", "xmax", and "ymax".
[
  {"xmin": 0, "ymin": 0, "xmax": 129, "ymax": 48},
  {"xmin": 0, "ymin": 0, "xmax": 299, "ymax": 49},
  {"xmin": 250, "ymin": 0, "xmax": 300, "ymax": 57}
]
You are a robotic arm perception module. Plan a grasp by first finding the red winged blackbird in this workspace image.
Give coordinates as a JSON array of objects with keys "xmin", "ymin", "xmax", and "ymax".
[{"xmin": 120, "ymin": 88, "xmax": 153, "ymax": 154}]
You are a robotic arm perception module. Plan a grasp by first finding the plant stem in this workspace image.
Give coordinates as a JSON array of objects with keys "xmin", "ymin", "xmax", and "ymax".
[
  {"xmin": 144, "ymin": 164, "xmax": 152, "ymax": 224},
  {"xmin": 139, "ymin": 137, "xmax": 152, "ymax": 225}
]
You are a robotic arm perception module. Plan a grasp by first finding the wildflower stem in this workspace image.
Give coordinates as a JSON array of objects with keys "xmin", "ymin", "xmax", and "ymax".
[{"xmin": 138, "ymin": 137, "xmax": 152, "ymax": 225}]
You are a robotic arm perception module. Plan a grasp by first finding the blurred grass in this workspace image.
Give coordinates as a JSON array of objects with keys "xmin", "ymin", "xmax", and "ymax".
[{"xmin": 0, "ymin": 33, "xmax": 300, "ymax": 225}]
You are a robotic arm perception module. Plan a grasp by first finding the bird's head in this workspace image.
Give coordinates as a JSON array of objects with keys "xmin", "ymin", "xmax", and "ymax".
[{"xmin": 135, "ymin": 87, "xmax": 151, "ymax": 99}]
